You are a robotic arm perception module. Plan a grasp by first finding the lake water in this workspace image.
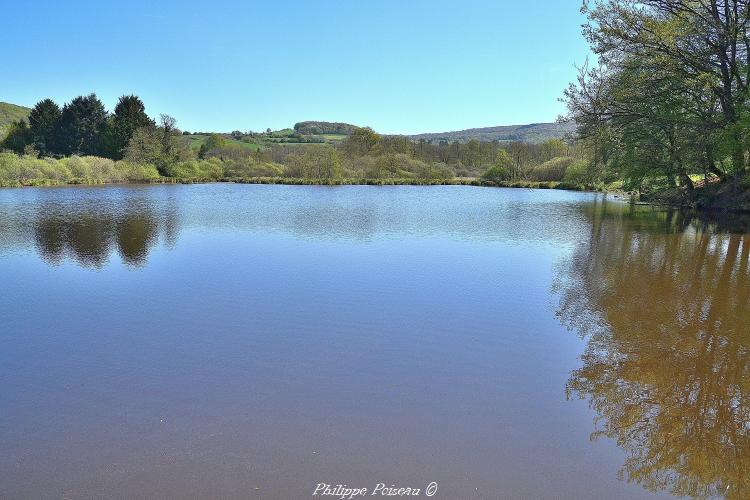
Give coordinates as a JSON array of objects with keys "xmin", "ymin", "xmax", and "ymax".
[{"xmin": 0, "ymin": 184, "xmax": 748, "ymax": 499}]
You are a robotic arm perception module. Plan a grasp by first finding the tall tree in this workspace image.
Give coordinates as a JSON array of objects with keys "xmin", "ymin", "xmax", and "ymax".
[
  {"xmin": 28, "ymin": 99, "xmax": 62, "ymax": 156},
  {"xmin": 124, "ymin": 114, "xmax": 190, "ymax": 175},
  {"xmin": 580, "ymin": 0, "xmax": 750, "ymax": 176},
  {"xmin": 107, "ymin": 95, "xmax": 154, "ymax": 159},
  {"xmin": 58, "ymin": 94, "xmax": 109, "ymax": 156}
]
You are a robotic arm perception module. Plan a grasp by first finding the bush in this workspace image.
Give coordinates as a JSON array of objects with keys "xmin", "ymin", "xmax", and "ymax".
[
  {"xmin": 223, "ymin": 159, "xmax": 283, "ymax": 178},
  {"xmin": 0, "ymin": 153, "xmax": 162, "ymax": 186},
  {"xmin": 164, "ymin": 159, "xmax": 224, "ymax": 180},
  {"xmin": 563, "ymin": 159, "xmax": 593, "ymax": 184},
  {"xmin": 482, "ymin": 164, "xmax": 511, "ymax": 183},
  {"xmin": 528, "ymin": 156, "xmax": 575, "ymax": 181}
]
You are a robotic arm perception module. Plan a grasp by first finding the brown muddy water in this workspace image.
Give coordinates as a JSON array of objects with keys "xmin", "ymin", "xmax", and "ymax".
[{"xmin": 0, "ymin": 184, "xmax": 748, "ymax": 499}]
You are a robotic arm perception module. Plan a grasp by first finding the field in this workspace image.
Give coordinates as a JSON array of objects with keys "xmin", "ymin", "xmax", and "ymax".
[
  {"xmin": 182, "ymin": 134, "xmax": 262, "ymax": 151},
  {"xmin": 321, "ymin": 134, "xmax": 347, "ymax": 142}
]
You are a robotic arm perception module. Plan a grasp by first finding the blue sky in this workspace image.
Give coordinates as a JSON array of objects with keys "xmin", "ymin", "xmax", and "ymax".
[{"xmin": 1, "ymin": 0, "xmax": 590, "ymax": 134}]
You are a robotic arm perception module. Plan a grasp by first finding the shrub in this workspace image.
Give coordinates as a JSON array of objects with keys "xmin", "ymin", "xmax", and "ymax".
[
  {"xmin": 528, "ymin": 156, "xmax": 575, "ymax": 181},
  {"xmin": 164, "ymin": 159, "xmax": 224, "ymax": 180},
  {"xmin": 482, "ymin": 164, "xmax": 511, "ymax": 183},
  {"xmin": 563, "ymin": 159, "xmax": 593, "ymax": 184}
]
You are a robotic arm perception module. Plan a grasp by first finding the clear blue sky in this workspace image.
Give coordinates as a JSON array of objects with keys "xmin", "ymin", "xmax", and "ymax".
[{"xmin": 1, "ymin": 0, "xmax": 590, "ymax": 134}]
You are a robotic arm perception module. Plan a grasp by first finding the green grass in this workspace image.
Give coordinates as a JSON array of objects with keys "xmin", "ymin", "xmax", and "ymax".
[
  {"xmin": 0, "ymin": 102, "xmax": 31, "ymax": 139},
  {"xmin": 321, "ymin": 134, "xmax": 347, "ymax": 142},
  {"xmin": 182, "ymin": 134, "xmax": 262, "ymax": 151}
]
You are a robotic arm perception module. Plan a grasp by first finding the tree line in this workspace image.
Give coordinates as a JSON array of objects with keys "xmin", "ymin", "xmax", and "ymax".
[
  {"xmin": 2, "ymin": 94, "xmax": 154, "ymax": 160},
  {"xmin": 2, "ymin": 95, "xmax": 586, "ymax": 185}
]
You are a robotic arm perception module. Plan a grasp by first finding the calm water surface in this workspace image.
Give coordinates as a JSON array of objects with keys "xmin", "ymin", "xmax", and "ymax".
[{"xmin": 0, "ymin": 184, "xmax": 748, "ymax": 499}]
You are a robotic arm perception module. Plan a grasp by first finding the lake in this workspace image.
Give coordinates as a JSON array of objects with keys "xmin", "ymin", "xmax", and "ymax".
[{"xmin": 0, "ymin": 184, "xmax": 748, "ymax": 499}]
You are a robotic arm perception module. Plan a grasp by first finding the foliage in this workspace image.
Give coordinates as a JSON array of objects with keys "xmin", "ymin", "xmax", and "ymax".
[
  {"xmin": 527, "ymin": 156, "xmax": 575, "ymax": 182},
  {"xmin": 284, "ymin": 147, "xmax": 342, "ymax": 179},
  {"xmin": 294, "ymin": 121, "xmax": 355, "ymax": 135},
  {"xmin": 28, "ymin": 99, "xmax": 61, "ymax": 156},
  {"xmin": 106, "ymin": 95, "xmax": 154, "ymax": 159},
  {"xmin": 58, "ymin": 94, "xmax": 109, "ymax": 156},
  {"xmin": 0, "ymin": 152, "xmax": 159, "ymax": 186},
  {"xmin": 565, "ymin": 0, "xmax": 750, "ymax": 193},
  {"xmin": 342, "ymin": 127, "xmax": 381, "ymax": 157},
  {"xmin": 482, "ymin": 165, "xmax": 511, "ymax": 183},
  {"xmin": 198, "ymin": 133, "xmax": 228, "ymax": 158},
  {"xmin": 408, "ymin": 122, "xmax": 575, "ymax": 144},
  {"xmin": 1, "ymin": 92, "xmax": 591, "ymax": 189}
]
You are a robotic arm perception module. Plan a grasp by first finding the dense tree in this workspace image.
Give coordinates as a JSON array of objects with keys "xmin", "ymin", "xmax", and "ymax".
[
  {"xmin": 481, "ymin": 150, "xmax": 514, "ymax": 182},
  {"xmin": 198, "ymin": 133, "xmax": 228, "ymax": 158},
  {"xmin": 28, "ymin": 99, "xmax": 61, "ymax": 156},
  {"xmin": 342, "ymin": 127, "xmax": 381, "ymax": 157},
  {"xmin": 58, "ymin": 94, "xmax": 109, "ymax": 156},
  {"xmin": 124, "ymin": 115, "xmax": 190, "ymax": 175},
  {"xmin": 106, "ymin": 95, "xmax": 154, "ymax": 159},
  {"xmin": 566, "ymin": 0, "xmax": 750, "ymax": 192},
  {"xmin": 123, "ymin": 126, "xmax": 164, "ymax": 166}
]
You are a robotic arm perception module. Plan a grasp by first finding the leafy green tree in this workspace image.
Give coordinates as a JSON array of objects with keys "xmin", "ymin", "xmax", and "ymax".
[
  {"xmin": 198, "ymin": 134, "xmax": 228, "ymax": 158},
  {"xmin": 481, "ymin": 150, "xmax": 516, "ymax": 182},
  {"xmin": 342, "ymin": 127, "xmax": 381, "ymax": 157},
  {"xmin": 28, "ymin": 99, "xmax": 62, "ymax": 156},
  {"xmin": 284, "ymin": 147, "xmax": 342, "ymax": 179},
  {"xmin": 124, "ymin": 115, "xmax": 192, "ymax": 175},
  {"xmin": 58, "ymin": 94, "xmax": 109, "ymax": 156},
  {"xmin": 123, "ymin": 126, "xmax": 163, "ymax": 166},
  {"xmin": 567, "ymin": 0, "xmax": 750, "ymax": 188}
]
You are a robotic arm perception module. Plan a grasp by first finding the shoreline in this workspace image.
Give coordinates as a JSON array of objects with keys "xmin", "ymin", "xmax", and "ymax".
[
  {"xmin": 3, "ymin": 176, "xmax": 749, "ymax": 214},
  {"xmin": 0, "ymin": 176, "xmax": 602, "ymax": 190}
]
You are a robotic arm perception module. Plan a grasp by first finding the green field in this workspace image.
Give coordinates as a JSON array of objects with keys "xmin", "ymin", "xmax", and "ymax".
[
  {"xmin": 183, "ymin": 134, "xmax": 263, "ymax": 151},
  {"xmin": 321, "ymin": 134, "xmax": 347, "ymax": 142}
]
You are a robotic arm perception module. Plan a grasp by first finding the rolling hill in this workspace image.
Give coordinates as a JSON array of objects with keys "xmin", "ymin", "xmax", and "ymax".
[
  {"xmin": 408, "ymin": 122, "xmax": 576, "ymax": 144},
  {"xmin": 0, "ymin": 102, "xmax": 31, "ymax": 139}
]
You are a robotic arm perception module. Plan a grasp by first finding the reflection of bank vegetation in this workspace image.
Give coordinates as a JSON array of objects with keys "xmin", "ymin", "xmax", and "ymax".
[
  {"xmin": 32, "ymin": 202, "xmax": 178, "ymax": 268},
  {"xmin": 556, "ymin": 200, "xmax": 750, "ymax": 498}
]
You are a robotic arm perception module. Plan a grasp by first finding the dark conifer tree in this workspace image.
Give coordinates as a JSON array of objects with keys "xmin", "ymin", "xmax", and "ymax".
[
  {"xmin": 58, "ymin": 94, "xmax": 109, "ymax": 156},
  {"xmin": 28, "ymin": 99, "xmax": 62, "ymax": 156}
]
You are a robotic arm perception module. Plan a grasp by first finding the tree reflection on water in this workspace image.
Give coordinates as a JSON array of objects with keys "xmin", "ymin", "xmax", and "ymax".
[
  {"xmin": 556, "ymin": 199, "xmax": 750, "ymax": 498},
  {"xmin": 31, "ymin": 200, "xmax": 173, "ymax": 268}
]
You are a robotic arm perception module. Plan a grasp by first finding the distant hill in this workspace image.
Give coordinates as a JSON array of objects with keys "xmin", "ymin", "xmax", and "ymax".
[
  {"xmin": 408, "ymin": 122, "xmax": 575, "ymax": 144},
  {"xmin": 0, "ymin": 102, "xmax": 31, "ymax": 139},
  {"xmin": 2, "ymin": 100, "xmax": 573, "ymax": 145},
  {"xmin": 294, "ymin": 121, "xmax": 355, "ymax": 136}
]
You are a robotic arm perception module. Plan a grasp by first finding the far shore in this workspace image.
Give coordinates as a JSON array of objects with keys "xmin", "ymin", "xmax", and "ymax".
[{"xmin": 6, "ymin": 176, "xmax": 750, "ymax": 213}]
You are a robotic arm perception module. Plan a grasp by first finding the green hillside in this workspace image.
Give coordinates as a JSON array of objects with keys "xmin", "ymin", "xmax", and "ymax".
[
  {"xmin": 408, "ymin": 122, "xmax": 575, "ymax": 144},
  {"xmin": 294, "ymin": 121, "xmax": 355, "ymax": 135},
  {"xmin": 0, "ymin": 102, "xmax": 31, "ymax": 139}
]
